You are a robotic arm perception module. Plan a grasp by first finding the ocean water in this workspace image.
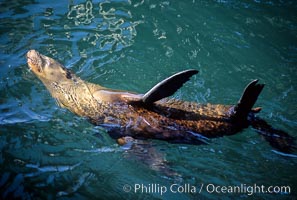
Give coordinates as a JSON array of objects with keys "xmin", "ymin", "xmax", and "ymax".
[{"xmin": 0, "ymin": 0, "xmax": 297, "ymax": 199}]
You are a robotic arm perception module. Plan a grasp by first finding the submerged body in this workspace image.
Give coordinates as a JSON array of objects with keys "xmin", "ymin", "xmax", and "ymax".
[{"xmin": 26, "ymin": 50, "xmax": 295, "ymax": 152}]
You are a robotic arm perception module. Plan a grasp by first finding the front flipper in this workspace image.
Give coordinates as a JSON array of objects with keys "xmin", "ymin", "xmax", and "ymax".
[
  {"xmin": 116, "ymin": 136, "xmax": 136, "ymax": 151},
  {"xmin": 118, "ymin": 136, "xmax": 181, "ymax": 178},
  {"xmin": 142, "ymin": 69, "xmax": 198, "ymax": 104},
  {"xmin": 124, "ymin": 69, "xmax": 198, "ymax": 104}
]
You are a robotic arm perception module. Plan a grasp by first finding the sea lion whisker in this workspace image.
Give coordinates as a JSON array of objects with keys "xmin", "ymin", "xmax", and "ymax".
[{"xmin": 142, "ymin": 118, "xmax": 151, "ymax": 126}]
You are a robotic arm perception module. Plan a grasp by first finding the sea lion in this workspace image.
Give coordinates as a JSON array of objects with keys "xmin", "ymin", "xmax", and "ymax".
[{"xmin": 26, "ymin": 50, "xmax": 295, "ymax": 152}]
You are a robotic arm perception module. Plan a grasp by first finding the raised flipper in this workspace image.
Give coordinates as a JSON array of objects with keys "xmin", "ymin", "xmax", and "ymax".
[
  {"xmin": 142, "ymin": 69, "xmax": 198, "ymax": 104},
  {"xmin": 231, "ymin": 79, "xmax": 265, "ymax": 125},
  {"xmin": 124, "ymin": 69, "xmax": 198, "ymax": 104}
]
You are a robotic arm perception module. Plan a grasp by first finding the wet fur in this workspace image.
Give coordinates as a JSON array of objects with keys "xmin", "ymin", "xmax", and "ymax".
[{"xmin": 27, "ymin": 50, "xmax": 296, "ymax": 153}]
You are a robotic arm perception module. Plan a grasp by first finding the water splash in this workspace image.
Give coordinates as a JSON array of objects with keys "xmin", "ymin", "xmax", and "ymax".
[{"xmin": 24, "ymin": 162, "xmax": 81, "ymax": 178}]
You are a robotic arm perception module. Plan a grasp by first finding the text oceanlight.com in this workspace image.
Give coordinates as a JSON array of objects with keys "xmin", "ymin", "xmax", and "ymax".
[{"xmin": 122, "ymin": 183, "xmax": 291, "ymax": 196}]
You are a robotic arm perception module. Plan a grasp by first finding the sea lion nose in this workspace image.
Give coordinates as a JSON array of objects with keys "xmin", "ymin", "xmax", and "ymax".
[
  {"xmin": 27, "ymin": 50, "xmax": 34, "ymax": 59},
  {"xmin": 27, "ymin": 50, "xmax": 40, "ymax": 59}
]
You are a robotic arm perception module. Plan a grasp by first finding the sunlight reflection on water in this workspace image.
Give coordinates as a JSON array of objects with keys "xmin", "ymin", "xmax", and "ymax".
[{"xmin": 0, "ymin": 0, "xmax": 297, "ymax": 199}]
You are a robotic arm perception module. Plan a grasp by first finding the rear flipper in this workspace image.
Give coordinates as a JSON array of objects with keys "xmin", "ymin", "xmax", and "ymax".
[
  {"xmin": 251, "ymin": 117, "xmax": 296, "ymax": 153},
  {"xmin": 230, "ymin": 79, "xmax": 265, "ymax": 126},
  {"xmin": 232, "ymin": 80, "xmax": 296, "ymax": 153}
]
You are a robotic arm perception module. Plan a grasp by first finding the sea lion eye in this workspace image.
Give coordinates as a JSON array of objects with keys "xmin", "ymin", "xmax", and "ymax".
[{"xmin": 66, "ymin": 70, "xmax": 72, "ymax": 79}]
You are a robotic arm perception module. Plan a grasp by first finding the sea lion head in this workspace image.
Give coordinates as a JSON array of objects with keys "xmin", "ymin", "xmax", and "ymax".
[
  {"xmin": 26, "ymin": 50, "xmax": 98, "ymax": 116},
  {"xmin": 26, "ymin": 50, "xmax": 73, "ymax": 83},
  {"xmin": 27, "ymin": 50, "xmax": 80, "ymax": 110}
]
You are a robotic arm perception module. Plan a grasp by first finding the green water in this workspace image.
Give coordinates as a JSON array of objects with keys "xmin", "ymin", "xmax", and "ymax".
[{"xmin": 1, "ymin": 0, "xmax": 297, "ymax": 199}]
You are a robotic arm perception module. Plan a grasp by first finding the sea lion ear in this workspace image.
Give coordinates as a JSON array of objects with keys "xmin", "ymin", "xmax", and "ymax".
[{"xmin": 140, "ymin": 69, "xmax": 198, "ymax": 104}]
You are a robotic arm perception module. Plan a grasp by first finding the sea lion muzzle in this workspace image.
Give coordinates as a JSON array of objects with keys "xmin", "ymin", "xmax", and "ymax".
[{"xmin": 27, "ymin": 50, "xmax": 44, "ymax": 73}]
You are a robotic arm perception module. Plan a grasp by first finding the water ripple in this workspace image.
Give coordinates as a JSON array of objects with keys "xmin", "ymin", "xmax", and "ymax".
[
  {"xmin": 1, "ymin": 0, "xmax": 297, "ymax": 199},
  {"xmin": 61, "ymin": 0, "xmax": 143, "ymax": 75}
]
